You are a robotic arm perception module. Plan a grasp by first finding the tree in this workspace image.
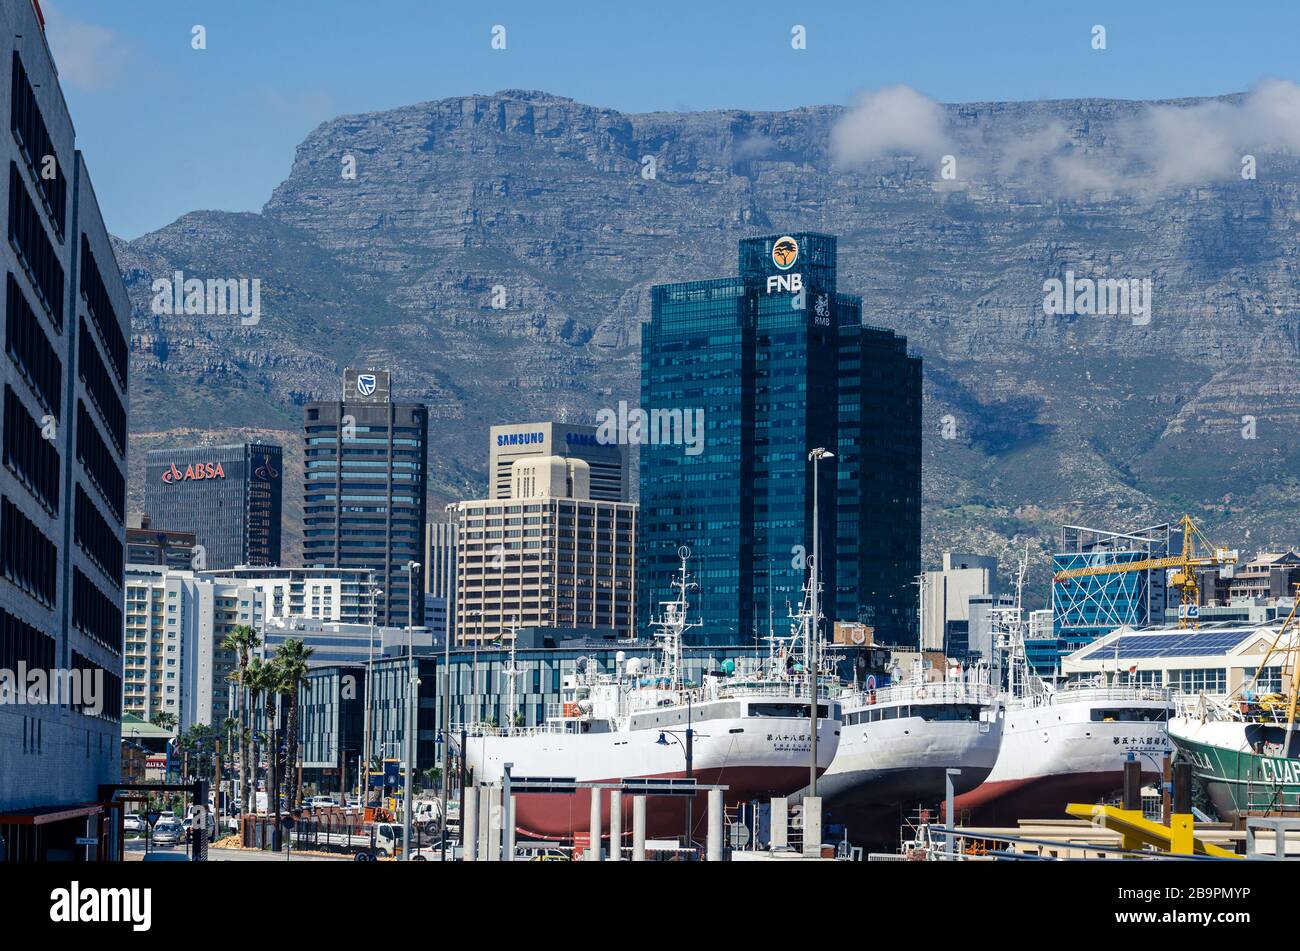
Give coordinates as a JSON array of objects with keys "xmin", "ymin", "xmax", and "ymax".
[
  {"xmin": 222, "ymin": 624, "xmax": 261, "ymax": 821},
  {"xmin": 150, "ymin": 711, "xmax": 177, "ymax": 731},
  {"xmin": 274, "ymin": 639, "xmax": 314, "ymax": 809},
  {"xmin": 242, "ymin": 658, "xmax": 277, "ymax": 814}
]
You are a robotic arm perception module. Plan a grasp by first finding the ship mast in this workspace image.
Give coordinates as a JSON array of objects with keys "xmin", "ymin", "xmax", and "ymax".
[
  {"xmin": 502, "ymin": 616, "xmax": 522, "ymax": 733},
  {"xmin": 651, "ymin": 547, "xmax": 700, "ymax": 693}
]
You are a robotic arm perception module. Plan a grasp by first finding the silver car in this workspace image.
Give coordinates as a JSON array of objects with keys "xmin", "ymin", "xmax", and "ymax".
[{"xmin": 152, "ymin": 822, "xmax": 182, "ymax": 847}]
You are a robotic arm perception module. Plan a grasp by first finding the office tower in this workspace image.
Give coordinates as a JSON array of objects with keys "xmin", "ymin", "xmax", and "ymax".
[
  {"xmin": 922, "ymin": 553, "xmax": 1000, "ymax": 652},
  {"xmin": 126, "ymin": 514, "xmax": 197, "ymax": 570},
  {"xmin": 0, "ymin": 0, "xmax": 130, "ymax": 859},
  {"xmin": 489, "ymin": 421, "xmax": 628, "ymax": 502},
  {"xmin": 123, "ymin": 566, "xmax": 265, "ymax": 729},
  {"xmin": 639, "ymin": 233, "xmax": 921, "ymax": 645},
  {"xmin": 143, "ymin": 442, "xmax": 283, "ymax": 570},
  {"xmin": 451, "ymin": 455, "xmax": 637, "ymax": 642},
  {"xmin": 425, "ymin": 519, "xmax": 457, "ymax": 639},
  {"xmin": 302, "ymin": 369, "xmax": 428, "ymax": 627}
]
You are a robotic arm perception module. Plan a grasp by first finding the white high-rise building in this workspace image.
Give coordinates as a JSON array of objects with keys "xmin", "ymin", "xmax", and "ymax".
[{"xmin": 922, "ymin": 553, "xmax": 999, "ymax": 653}]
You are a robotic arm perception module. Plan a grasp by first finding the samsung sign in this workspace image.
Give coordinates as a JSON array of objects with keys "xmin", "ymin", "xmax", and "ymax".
[{"xmin": 497, "ymin": 431, "xmax": 546, "ymax": 447}]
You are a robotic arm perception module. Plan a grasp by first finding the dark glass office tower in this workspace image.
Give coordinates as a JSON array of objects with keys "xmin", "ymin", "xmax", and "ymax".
[
  {"xmin": 302, "ymin": 370, "xmax": 427, "ymax": 627},
  {"xmin": 143, "ymin": 442, "xmax": 283, "ymax": 570},
  {"xmin": 639, "ymin": 233, "xmax": 921, "ymax": 646}
]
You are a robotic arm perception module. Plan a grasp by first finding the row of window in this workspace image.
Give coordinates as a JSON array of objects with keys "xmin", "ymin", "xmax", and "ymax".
[
  {"xmin": 77, "ymin": 318, "xmax": 126, "ymax": 452},
  {"xmin": 3, "ymin": 383, "xmax": 59, "ymax": 513},
  {"xmin": 70, "ymin": 650, "xmax": 122, "ymax": 722},
  {"xmin": 73, "ymin": 567, "xmax": 123, "ymax": 656},
  {"xmin": 0, "ymin": 605, "xmax": 55, "ymax": 678},
  {"xmin": 75, "ymin": 484, "xmax": 123, "ymax": 587},
  {"xmin": 1, "ymin": 494, "xmax": 57, "ymax": 606},
  {"xmin": 76, "ymin": 399, "xmax": 125, "ymax": 521},
  {"xmin": 5, "ymin": 272, "xmax": 61, "ymax": 415},
  {"xmin": 10, "ymin": 51, "xmax": 67, "ymax": 240},
  {"xmin": 8, "ymin": 161, "xmax": 63, "ymax": 328},
  {"xmin": 78, "ymin": 236, "xmax": 128, "ymax": 388}
]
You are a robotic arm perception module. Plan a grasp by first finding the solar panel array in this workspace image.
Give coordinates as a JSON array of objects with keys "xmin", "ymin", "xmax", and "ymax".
[{"xmin": 1078, "ymin": 627, "xmax": 1256, "ymax": 661}]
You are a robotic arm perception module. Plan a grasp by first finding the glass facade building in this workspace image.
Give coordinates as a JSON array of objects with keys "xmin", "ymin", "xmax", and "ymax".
[
  {"xmin": 302, "ymin": 376, "xmax": 428, "ymax": 627},
  {"xmin": 639, "ymin": 233, "xmax": 921, "ymax": 645},
  {"xmin": 143, "ymin": 442, "xmax": 283, "ymax": 570}
]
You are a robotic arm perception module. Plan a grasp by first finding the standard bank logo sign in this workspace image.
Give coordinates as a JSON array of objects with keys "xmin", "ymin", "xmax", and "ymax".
[{"xmin": 357, "ymin": 374, "xmax": 377, "ymax": 397}]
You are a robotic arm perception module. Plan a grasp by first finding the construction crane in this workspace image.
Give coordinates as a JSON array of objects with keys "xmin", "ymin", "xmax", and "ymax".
[{"xmin": 1052, "ymin": 514, "xmax": 1238, "ymax": 629}]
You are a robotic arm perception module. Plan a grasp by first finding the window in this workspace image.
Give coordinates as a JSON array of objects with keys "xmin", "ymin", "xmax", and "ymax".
[
  {"xmin": 77, "ymin": 319, "xmax": 126, "ymax": 452},
  {"xmin": 9, "ymin": 52, "xmax": 67, "ymax": 239},
  {"xmin": 78, "ymin": 236, "xmax": 128, "ymax": 387},
  {"xmin": 3, "ymin": 384, "xmax": 60, "ymax": 513},
  {"xmin": 74, "ymin": 484, "xmax": 123, "ymax": 586},
  {"xmin": 8, "ymin": 162, "xmax": 63, "ymax": 328},
  {"xmin": 75, "ymin": 399, "xmax": 124, "ymax": 520},
  {"xmin": 1, "ymin": 495, "xmax": 57, "ymax": 605},
  {"xmin": 1168, "ymin": 668, "xmax": 1227, "ymax": 696},
  {"xmin": 5, "ymin": 273, "xmax": 61, "ymax": 415}
]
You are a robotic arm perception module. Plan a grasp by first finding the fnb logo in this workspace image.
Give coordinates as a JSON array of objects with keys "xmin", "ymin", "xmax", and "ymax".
[
  {"xmin": 160, "ymin": 462, "xmax": 226, "ymax": 484},
  {"xmin": 766, "ymin": 272, "xmax": 803, "ymax": 294}
]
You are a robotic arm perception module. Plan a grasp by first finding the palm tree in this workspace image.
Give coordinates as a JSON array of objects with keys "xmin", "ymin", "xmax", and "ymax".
[
  {"xmin": 150, "ymin": 711, "xmax": 177, "ymax": 731},
  {"xmin": 242, "ymin": 657, "xmax": 277, "ymax": 813},
  {"xmin": 274, "ymin": 639, "xmax": 314, "ymax": 809},
  {"xmin": 221, "ymin": 624, "xmax": 261, "ymax": 820}
]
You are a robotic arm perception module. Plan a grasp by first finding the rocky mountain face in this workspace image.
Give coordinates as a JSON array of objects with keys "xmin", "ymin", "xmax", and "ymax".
[{"xmin": 115, "ymin": 90, "xmax": 1300, "ymax": 603}]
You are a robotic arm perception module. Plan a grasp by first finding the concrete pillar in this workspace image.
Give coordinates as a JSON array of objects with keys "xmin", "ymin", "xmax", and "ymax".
[
  {"xmin": 608, "ymin": 790, "xmax": 622, "ymax": 861},
  {"xmin": 479, "ymin": 785, "xmax": 501, "ymax": 862},
  {"xmin": 706, "ymin": 788, "xmax": 724, "ymax": 861},
  {"xmin": 588, "ymin": 788, "xmax": 603, "ymax": 861},
  {"xmin": 632, "ymin": 795, "xmax": 647, "ymax": 861},
  {"xmin": 463, "ymin": 786, "xmax": 478, "ymax": 862},
  {"xmin": 505, "ymin": 794, "xmax": 517, "ymax": 861},
  {"xmin": 771, "ymin": 797, "xmax": 788, "ymax": 850},
  {"xmin": 802, "ymin": 796, "xmax": 822, "ymax": 857}
]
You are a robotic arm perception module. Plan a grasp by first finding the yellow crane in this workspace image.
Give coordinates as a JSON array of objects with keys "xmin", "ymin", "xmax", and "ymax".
[{"xmin": 1052, "ymin": 514, "xmax": 1238, "ymax": 629}]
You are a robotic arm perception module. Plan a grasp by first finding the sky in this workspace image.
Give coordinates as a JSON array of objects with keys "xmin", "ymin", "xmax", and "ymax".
[{"xmin": 44, "ymin": 0, "xmax": 1300, "ymax": 240}]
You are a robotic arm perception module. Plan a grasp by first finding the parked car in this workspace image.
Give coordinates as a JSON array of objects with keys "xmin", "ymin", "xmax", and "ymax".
[
  {"xmin": 303, "ymin": 795, "xmax": 336, "ymax": 811},
  {"xmin": 123, "ymin": 814, "xmax": 146, "ymax": 834},
  {"xmin": 154, "ymin": 810, "xmax": 176, "ymax": 826}
]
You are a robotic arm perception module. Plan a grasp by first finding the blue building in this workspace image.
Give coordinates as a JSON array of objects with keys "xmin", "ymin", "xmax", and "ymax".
[
  {"xmin": 638, "ymin": 234, "xmax": 921, "ymax": 646},
  {"xmin": 1035, "ymin": 523, "xmax": 1177, "ymax": 676}
]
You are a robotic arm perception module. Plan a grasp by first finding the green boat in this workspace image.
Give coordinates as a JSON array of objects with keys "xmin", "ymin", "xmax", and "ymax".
[{"xmin": 1168, "ymin": 598, "xmax": 1300, "ymax": 821}]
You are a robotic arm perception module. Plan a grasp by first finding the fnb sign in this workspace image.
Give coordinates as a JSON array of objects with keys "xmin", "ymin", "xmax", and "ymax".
[
  {"xmin": 766, "ymin": 273, "xmax": 803, "ymax": 294},
  {"xmin": 160, "ymin": 462, "xmax": 226, "ymax": 484}
]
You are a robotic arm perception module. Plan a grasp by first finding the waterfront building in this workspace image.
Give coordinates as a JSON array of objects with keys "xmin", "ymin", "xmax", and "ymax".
[
  {"xmin": 302, "ymin": 369, "xmax": 428, "ymax": 627},
  {"xmin": 451, "ymin": 455, "xmax": 637, "ymax": 643},
  {"xmin": 0, "ymin": 0, "xmax": 129, "ymax": 860},
  {"xmin": 143, "ymin": 442, "xmax": 283, "ymax": 570},
  {"xmin": 638, "ymin": 233, "xmax": 921, "ymax": 646},
  {"xmin": 122, "ymin": 566, "xmax": 265, "ymax": 730},
  {"xmin": 199, "ymin": 565, "xmax": 376, "ymax": 625},
  {"xmin": 489, "ymin": 421, "xmax": 628, "ymax": 502}
]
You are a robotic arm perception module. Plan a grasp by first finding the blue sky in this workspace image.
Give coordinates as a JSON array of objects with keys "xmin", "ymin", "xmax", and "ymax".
[{"xmin": 45, "ymin": 0, "xmax": 1300, "ymax": 239}]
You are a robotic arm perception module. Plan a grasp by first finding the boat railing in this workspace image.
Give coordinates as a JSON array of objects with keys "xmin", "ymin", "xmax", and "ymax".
[
  {"xmin": 1035, "ymin": 684, "xmax": 1172, "ymax": 707},
  {"xmin": 843, "ymin": 680, "xmax": 998, "ymax": 707},
  {"xmin": 454, "ymin": 720, "xmax": 568, "ymax": 738},
  {"xmin": 1177, "ymin": 691, "xmax": 1297, "ymax": 724}
]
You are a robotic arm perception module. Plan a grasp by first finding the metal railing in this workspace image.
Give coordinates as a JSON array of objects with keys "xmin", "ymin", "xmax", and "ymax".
[{"xmin": 842, "ymin": 680, "xmax": 997, "ymax": 708}]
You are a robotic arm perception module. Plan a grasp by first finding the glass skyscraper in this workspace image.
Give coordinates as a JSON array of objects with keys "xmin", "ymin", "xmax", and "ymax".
[
  {"xmin": 639, "ymin": 233, "xmax": 921, "ymax": 646},
  {"xmin": 302, "ymin": 370, "xmax": 428, "ymax": 628}
]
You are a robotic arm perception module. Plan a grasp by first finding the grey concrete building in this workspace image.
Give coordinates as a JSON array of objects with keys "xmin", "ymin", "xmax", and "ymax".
[{"xmin": 0, "ymin": 0, "xmax": 129, "ymax": 860}]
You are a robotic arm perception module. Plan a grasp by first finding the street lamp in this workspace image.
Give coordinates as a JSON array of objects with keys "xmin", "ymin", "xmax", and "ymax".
[
  {"xmin": 807, "ymin": 447, "xmax": 834, "ymax": 797},
  {"xmin": 655, "ymin": 693, "xmax": 706, "ymax": 847},
  {"xmin": 361, "ymin": 579, "xmax": 382, "ymax": 804},
  {"xmin": 403, "ymin": 560, "xmax": 421, "ymax": 860}
]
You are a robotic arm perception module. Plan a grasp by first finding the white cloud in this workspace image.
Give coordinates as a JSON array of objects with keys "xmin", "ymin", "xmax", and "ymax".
[
  {"xmin": 830, "ymin": 85, "xmax": 951, "ymax": 166},
  {"xmin": 42, "ymin": 1, "xmax": 123, "ymax": 91}
]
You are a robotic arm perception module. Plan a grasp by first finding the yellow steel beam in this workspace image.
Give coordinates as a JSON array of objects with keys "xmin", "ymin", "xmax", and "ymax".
[{"xmin": 1065, "ymin": 803, "xmax": 1238, "ymax": 858}]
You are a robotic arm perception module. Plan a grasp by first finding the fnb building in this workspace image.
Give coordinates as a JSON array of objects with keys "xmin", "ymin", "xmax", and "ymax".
[
  {"xmin": 0, "ymin": 0, "xmax": 129, "ymax": 860},
  {"xmin": 143, "ymin": 442, "xmax": 284, "ymax": 570},
  {"xmin": 639, "ymin": 234, "xmax": 921, "ymax": 646}
]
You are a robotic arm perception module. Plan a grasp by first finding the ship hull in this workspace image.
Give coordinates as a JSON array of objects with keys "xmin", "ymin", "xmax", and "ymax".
[
  {"xmin": 1168, "ymin": 716, "xmax": 1300, "ymax": 822},
  {"xmin": 953, "ymin": 695, "xmax": 1171, "ymax": 825},
  {"xmin": 465, "ymin": 712, "xmax": 840, "ymax": 840}
]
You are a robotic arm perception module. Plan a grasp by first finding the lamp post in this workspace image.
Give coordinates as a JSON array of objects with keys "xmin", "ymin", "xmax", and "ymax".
[
  {"xmin": 807, "ymin": 447, "xmax": 834, "ymax": 796},
  {"xmin": 403, "ymin": 560, "xmax": 421, "ymax": 860},
  {"xmin": 361, "ymin": 578, "xmax": 382, "ymax": 803},
  {"xmin": 656, "ymin": 694, "xmax": 701, "ymax": 847}
]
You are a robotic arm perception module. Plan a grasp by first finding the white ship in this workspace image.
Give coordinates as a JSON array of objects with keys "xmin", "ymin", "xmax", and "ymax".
[
  {"xmin": 814, "ymin": 657, "xmax": 1004, "ymax": 825},
  {"xmin": 461, "ymin": 549, "xmax": 842, "ymax": 841},
  {"xmin": 953, "ymin": 551, "xmax": 1173, "ymax": 825}
]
